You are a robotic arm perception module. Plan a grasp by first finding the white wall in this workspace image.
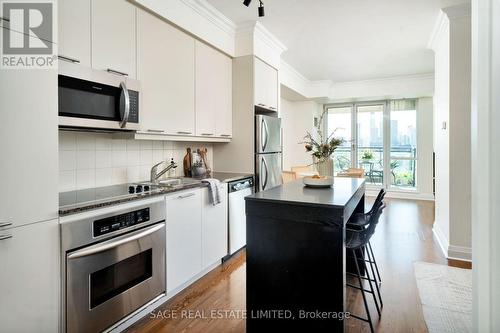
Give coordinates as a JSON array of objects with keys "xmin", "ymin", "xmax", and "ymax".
[
  {"xmin": 471, "ymin": 0, "xmax": 500, "ymax": 330},
  {"xmin": 416, "ymin": 98, "xmax": 435, "ymax": 199},
  {"xmin": 59, "ymin": 131, "xmax": 213, "ymax": 192},
  {"xmin": 280, "ymin": 98, "xmax": 321, "ymax": 171},
  {"xmin": 430, "ymin": 5, "xmax": 472, "ymax": 261}
]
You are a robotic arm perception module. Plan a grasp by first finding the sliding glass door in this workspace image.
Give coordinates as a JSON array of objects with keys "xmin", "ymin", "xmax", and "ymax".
[
  {"xmin": 326, "ymin": 100, "xmax": 418, "ymax": 191},
  {"xmin": 356, "ymin": 103, "xmax": 385, "ymax": 186}
]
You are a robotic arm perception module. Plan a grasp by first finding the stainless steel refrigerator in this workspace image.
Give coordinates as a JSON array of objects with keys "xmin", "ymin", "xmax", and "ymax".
[{"xmin": 255, "ymin": 115, "xmax": 283, "ymax": 192}]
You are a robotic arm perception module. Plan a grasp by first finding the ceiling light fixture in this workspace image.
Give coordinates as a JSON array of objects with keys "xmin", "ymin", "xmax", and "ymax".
[
  {"xmin": 258, "ymin": 1, "xmax": 265, "ymax": 17},
  {"xmin": 243, "ymin": 0, "xmax": 252, "ymax": 7}
]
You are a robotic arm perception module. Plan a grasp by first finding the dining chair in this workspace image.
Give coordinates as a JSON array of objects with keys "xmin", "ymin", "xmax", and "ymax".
[
  {"xmin": 282, "ymin": 171, "xmax": 297, "ymax": 183},
  {"xmin": 291, "ymin": 165, "xmax": 317, "ymax": 178},
  {"xmin": 337, "ymin": 168, "xmax": 365, "ymax": 178}
]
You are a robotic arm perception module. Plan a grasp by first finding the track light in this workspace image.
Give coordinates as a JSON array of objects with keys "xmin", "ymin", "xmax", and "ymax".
[
  {"xmin": 258, "ymin": 1, "xmax": 265, "ymax": 17},
  {"xmin": 243, "ymin": 0, "xmax": 252, "ymax": 7}
]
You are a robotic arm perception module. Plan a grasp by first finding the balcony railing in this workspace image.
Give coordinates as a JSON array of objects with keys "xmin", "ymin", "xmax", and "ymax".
[{"xmin": 334, "ymin": 145, "xmax": 417, "ymax": 187}]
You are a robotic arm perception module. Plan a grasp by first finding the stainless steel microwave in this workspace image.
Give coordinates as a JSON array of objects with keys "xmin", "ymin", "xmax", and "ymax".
[{"xmin": 58, "ymin": 61, "xmax": 140, "ymax": 131}]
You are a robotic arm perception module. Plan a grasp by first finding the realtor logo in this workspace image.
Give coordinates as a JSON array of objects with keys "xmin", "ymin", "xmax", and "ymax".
[{"xmin": 1, "ymin": 0, "xmax": 56, "ymax": 69}]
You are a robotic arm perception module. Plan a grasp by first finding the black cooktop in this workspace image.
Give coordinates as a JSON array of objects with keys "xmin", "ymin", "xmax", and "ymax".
[{"xmin": 59, "ymin": 184, "xmax": 152, "ymax": 209}]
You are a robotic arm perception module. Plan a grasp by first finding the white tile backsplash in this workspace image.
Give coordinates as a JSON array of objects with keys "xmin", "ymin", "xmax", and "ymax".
[{"xmin": 58, "ymin": 131, "xmax": 214, "ymax": 192}]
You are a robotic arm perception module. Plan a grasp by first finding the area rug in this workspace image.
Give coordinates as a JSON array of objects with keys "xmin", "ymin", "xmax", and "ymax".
[{"xmin": 413, "ymin": 262, "xmax": 472, "ymax": 333}]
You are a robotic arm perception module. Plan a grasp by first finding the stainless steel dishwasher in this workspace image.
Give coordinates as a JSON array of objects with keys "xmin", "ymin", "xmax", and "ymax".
[{"xmin": 228, "ymin": 177, "xmax": 254, "ymax": 255}]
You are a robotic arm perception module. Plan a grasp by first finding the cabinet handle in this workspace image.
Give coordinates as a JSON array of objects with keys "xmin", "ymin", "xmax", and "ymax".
[
  {"xmin": 0, "ymin": 222, "xmax": 12, "ymax": 228},
  {"xmin": 269, "ymin": 106, "xmax": 277, "ymax": 110},
  {"xmin": 201, "ymin": 133, "xmax": 214, "ymax": 136},
  {"xmin": 147, "ymin": 129, "xmax": 164, "ymax": 133},
  {"xmin": 58, "ymin": 55, "xmax": 80, "ymax": 64},
  {"xmin": 107, "ymin": 68, "xmax": 129, "ymax": 77},
  {"xmin": 178, "ymin": 193, "xmax": 195, "ymax": 199},
  {"xmin": 220, "ymin": 134, "xmax": 231, "ymax": 137},
  {"xmin": 0, "ymin": 234, "xmax": 13, "ymax": 241},
  {"xmin": 257, "ymin": 103, "xmax": 266, "ymax": 107},
  {"xmin": 177, "ymin": 131, "xmax": 192, "ymax": 135},
  {"xmin": 1, "ymin": 16, "xmax": 10, "ymax": 22}
]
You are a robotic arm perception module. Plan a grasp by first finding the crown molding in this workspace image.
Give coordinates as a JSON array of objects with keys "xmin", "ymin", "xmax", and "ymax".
[
  {"xmin": 236, "ymin": 21, "xmax": 287, "ymax": 54},
  {"xmin": 427, "ymin": 10, "xmax": 448, "ymax": 50},
  {"xmin": 427, "ymin": 3, "xmax": 471, "ymax": 50},
  {"xmin": 442, "ymin": 2, "xmax": 471, "ymax": 19},
  {"xmin": 179, "ymin": 0, "xmax": 237, "ymax": 36}
]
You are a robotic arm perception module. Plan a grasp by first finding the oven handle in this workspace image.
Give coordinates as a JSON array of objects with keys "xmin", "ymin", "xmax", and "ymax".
[
  {"xmin": 67, "ymin": 223, "xmax": 164, "ymax": 260},
  {"xmin": 119, "ymin": 81, "xmax": 130, "ymax": 129}
]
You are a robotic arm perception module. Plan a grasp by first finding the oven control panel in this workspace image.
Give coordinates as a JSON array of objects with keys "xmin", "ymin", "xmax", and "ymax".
[{"xmin": 93, "ymin": 208, "xmax": 150, "ymax": 237}]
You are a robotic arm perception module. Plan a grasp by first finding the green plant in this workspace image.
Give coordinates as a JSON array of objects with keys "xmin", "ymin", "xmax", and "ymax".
[
  {"xmin": 300, "ymin": 109, "xmax": 344, "ymax": 163},
  {"xmin": 361, "ymin": 150, "xmax": 374, "ymax": 160}
]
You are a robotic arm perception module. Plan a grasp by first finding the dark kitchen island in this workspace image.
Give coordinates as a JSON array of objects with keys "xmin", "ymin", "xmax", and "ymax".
[{"xmin": 245, "ymin": 177, "xmax": 365, "ymax": 332}]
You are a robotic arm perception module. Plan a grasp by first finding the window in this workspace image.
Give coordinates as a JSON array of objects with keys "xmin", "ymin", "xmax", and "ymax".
[
  {"xmin": 389, "ymin": 100, "xmax": 417, "ymax": 189},
  {"xmin": 326, "ymin": 99, "xmax": 418, "ymax": 191}
]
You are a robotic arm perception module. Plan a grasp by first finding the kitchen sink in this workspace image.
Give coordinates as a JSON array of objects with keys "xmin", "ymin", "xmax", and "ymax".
[{"xmin": 137, "ymin": 178, "xmax": 202, "ymax": 188}]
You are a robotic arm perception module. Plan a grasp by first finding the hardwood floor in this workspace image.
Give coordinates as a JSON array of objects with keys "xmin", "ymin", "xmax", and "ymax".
[{"xmin": 127, "ymin": 198, "xmax": 471, "ymax": 333}]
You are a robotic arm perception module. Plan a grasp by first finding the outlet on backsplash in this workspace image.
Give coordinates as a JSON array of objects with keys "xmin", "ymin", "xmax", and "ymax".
[{"xmin": 58, "ymin": 131, "xmax": 214, "ymax": 192}]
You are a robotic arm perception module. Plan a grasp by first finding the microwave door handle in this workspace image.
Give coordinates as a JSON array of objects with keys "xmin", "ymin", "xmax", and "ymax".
[
  {"xmin": 67, "ymin": 223, "xmax": 164, "ymax": 259},
  {"xmin": 119, "ymin": 81, "xmax": 130, "ymax": 129}
]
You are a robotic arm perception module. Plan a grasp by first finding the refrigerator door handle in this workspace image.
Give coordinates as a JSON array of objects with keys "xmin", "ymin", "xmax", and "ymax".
[
  {"xmin": 261, "ymin": 117, "xmax": 269, "ymax": 152},
  {"xmin": 261, "ymin": 156, "xmax": 269, "ymax": 190}
]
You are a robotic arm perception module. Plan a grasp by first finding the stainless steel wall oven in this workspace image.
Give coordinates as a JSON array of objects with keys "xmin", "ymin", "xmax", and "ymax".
[{"xmin": 60, "ymin": 198, "xmax": 165, "ymax": 333}]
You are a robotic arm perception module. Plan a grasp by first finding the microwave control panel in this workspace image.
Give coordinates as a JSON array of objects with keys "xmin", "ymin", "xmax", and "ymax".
[
  {"xmin": 93, "ymin": 207, "xmax": 150, "ymax": 237},
  {"xmin": 128, "ymin": 90, "xmax": 139, "ymax": 123}
]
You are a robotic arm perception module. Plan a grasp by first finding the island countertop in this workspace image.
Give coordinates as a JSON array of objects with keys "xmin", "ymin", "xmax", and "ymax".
[{"xmin": 245, "ymin": 177, "xmax": 365, "ymax": 209}]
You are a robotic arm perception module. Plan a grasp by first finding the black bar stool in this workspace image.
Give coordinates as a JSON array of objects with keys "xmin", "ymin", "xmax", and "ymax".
[
  {"xmin": 347, "ymin": 188, "xmax": 385, "ymax": 285},
  {"xmin": 346, "ymin": 204, "xmax": 385, "ymax": 333}
]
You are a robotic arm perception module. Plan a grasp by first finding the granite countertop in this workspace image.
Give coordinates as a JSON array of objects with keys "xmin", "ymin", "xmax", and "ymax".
[
  {"xmin": 202, "ymin": 172, "xmax": 254, "ymax": 183},
  {"xmin": 245, "ymin": 177, "xmax": 365, "ymax": 208},
  {"xmin": 59, "ymin": 182, "xmax": 208, "ymax": 216}
]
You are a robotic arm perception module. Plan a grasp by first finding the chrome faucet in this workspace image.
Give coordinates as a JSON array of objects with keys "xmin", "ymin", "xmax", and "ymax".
[{"xmin": 150, "ymin": 160, "xmax": 178, "ymax": 183}]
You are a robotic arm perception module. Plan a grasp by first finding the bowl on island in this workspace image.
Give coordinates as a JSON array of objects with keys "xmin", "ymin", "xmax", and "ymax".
[{"xmin": 302, "ymin": 175, "xmax": 334, "ymax": 188}]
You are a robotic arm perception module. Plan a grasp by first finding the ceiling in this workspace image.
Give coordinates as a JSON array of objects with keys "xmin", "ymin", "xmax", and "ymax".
[{"xmin": 207, "ymin": 0, "xmax": 465, "ymax": 82}]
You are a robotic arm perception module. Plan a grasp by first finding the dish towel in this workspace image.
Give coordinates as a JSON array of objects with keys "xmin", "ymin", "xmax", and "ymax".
[{"xmin": 202, "ymin": 178, "xmax": 222, "ymax": 206}]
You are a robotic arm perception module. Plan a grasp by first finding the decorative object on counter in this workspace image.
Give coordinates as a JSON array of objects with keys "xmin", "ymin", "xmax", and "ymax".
[
  {"xmin": 168, "ymin": 158, "xmax": 177, "ymax": 177},
  {"xmin": 191, "ymin": 150, "xmax": 206, "ymax": 177},
  {"xmin": 300, "ymin": 109, "xmax": 344, "ymax": 178},
  {"xmin": 302, "ymin": 174, "xmax": 334, "ymax": 188},
  {"xmin": 199, "ymin": 147, "xmax": 211, "ymax": 174},
  {"xmin": 183, "ymin": 148, "xmax": 192, "ymax": 177},
  {"xmin": 201, "ymin": 178, "xmax": 222, "ymax": 205}
]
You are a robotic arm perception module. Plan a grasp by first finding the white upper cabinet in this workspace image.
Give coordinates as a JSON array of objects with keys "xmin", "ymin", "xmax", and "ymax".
[
  {"xmin": 0, "ymin": 49, "xmax": 58, "ymax": 228},
  {"xmin": 137, "ymin": 9, "xmax": 195, "ymax": 136},
  {"xmin": 58, "ymin": 0, "xmax": 91, "ymax": 67},
  {"xmin": 195, "ymin": 41, "xmax": 217, "ymax": 137},
  {"xmin": 254, "ymin": 57, "xmax": 278, "ymax": 111},
  {"xmin": 92, "ymin": 0, "xmax": 137, "ymax": 78},
  {"xmin": 215, "ymin": 50, "xmax": 233, "ymax": 138},
  {"xmin": 195, "ymin": 41, "xmax": 232, "ymax": 138}
]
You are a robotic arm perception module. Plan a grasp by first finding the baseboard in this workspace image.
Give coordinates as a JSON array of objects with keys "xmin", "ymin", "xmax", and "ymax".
[
  {"xmin": 448, "ymin": 245, "xmax": 472, "ymax": 262},
  {"xmin": 366, "ymin": 189, "xmax": 435, "ymax": 201},
  {"xmin": 432, "ymin": 222, "xmax": 449, "ymax": 258},
  {"xmin": 432, "ymin": 222, "xmax": 472, "ymax": 262}
]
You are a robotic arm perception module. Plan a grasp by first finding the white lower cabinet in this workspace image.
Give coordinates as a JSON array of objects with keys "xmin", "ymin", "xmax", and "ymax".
[
  {"xmin": 0, "ymin": 219, "xmax": 60, "ymax": 333},
  {"xmin": 166, "ymin": 189, "xmax": 202, "ymax": 293},
  {"xmin": 201, "ymin": 184, "xmax": 228, "ymax": 270},
  {"xmin": 165, "ymin": 186, "xmax": 229, "ymax": 294}
]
